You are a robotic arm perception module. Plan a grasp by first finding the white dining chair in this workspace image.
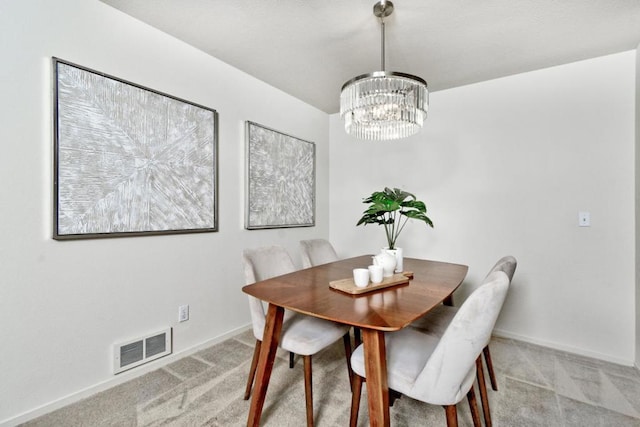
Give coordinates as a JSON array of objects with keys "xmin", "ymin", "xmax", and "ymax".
[
  {"xmin": 409, "ymin": 255, "xmax": 516, "ymax": 426},
  {"xmin": 299, "ymin": 239, "xmax": 363, "ymax": 349},
  {"xmin": 242, "ymin": 245, "xmax": 353, "ymax": 427},
  {"xmin": 349, "ymin": 270, "xmax": 511, "ymax": 427},
  {"xmin": 299, "ymin": 238, "xmax": 339, "ymax": 268},
  {"xmin": 297, "ymin": 239, "xmax": 341, "ymax": 366}
]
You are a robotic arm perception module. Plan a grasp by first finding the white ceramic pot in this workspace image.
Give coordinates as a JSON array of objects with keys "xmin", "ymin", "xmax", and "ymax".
[
  {"xmin": 385, "ymin": 247, "xmax": 403, "ymax": 273},
  {"xmin": 373, "ymin": 249, "xmax": 396, "ymax": 277}
]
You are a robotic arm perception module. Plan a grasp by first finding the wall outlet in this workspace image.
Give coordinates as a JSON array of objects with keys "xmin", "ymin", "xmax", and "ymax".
[
  {"xmin": 578, "ymin": 211, "xmax": 590, "ymax": 227},
  {"xmin": 178, "ymin": 304, "xmax": 189, "ymax": 322}
]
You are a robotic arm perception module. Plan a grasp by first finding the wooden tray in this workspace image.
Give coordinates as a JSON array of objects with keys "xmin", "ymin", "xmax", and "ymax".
[{"xmin": 329, "ymin": 272, "xmax": 412, "ymax": 295}]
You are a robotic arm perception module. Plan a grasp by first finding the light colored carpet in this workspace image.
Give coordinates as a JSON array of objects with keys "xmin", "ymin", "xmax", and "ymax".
[{"xmin": 22, "ymin": 331, "xmax": 640, "ymax": 426}]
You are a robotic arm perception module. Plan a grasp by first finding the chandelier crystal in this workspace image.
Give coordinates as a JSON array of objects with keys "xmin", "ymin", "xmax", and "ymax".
[{"xmin": 340, "ymin": 1, "xmax": 428, "ymax": 141}]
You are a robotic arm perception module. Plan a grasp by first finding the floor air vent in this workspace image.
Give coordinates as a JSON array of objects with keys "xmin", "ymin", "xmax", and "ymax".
[{"xmin": 113, "ymin": 328, "xmax": 172, "ymax": 374}]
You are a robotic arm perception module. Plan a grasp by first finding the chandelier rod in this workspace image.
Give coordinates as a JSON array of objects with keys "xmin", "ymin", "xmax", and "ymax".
[
  {"xmin": 381, "ymin": 17, "xmax": 386, "ymax": 71},
  {"xmin": 374, "ymin": 0, "xmax": 394, "ymax": 71}
]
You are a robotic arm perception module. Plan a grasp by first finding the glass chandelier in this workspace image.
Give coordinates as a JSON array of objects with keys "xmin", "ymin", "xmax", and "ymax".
[{"xmin": 340, "ymin": 0, "xmax": 428, "ymax": 141}]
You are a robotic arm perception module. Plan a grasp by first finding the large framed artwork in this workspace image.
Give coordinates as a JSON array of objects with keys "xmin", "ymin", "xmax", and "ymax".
[
  {"xmin": 52, "ymin": 58, "xmax": 218, "ymax": 240},
  {"xmin": 245, "ymin": 121, "xmax": 315, "ymax": 229}
]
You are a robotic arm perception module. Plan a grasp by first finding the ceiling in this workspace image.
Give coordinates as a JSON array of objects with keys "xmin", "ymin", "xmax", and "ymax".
[{"xmin": 100, "ymin": 0, "xmax": 640, "ymax": 114}]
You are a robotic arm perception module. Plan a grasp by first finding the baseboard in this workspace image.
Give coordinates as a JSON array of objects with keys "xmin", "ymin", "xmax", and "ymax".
[
  {"xmin": 1, "ymin": 324, "xmax": 252, "ymax": 427},
  {"xmin": 492, "ymin": 327, "xmax": 635, "ymax": 367}
]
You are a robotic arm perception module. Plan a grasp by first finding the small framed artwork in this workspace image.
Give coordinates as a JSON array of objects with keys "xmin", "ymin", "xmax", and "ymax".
[
  {"xmin": 52, "ymin": 58, "xmax": 218, "ymax": 240},
  {"xmin": 245, "ymin": 121, "xmax": 315, "ymax": 229}
]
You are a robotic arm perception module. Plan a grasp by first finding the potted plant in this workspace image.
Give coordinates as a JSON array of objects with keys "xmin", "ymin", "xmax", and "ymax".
[{"xmin": 356, "ymin": 187, "xmax": 433, "ymax": 272}]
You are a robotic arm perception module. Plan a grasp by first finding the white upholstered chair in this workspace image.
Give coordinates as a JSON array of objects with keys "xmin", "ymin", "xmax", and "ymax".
[
  {"xmin": 242, "ymin": 245, "xmax": 353, "ymax": 427},
  {"xmin": 409, "ymin": 255, "xmax": 517, "ymax": 426},
  {"xmin": 349, "ymin": 271, "xmax": 511, "ymax": 427},
  {"xmin": 299, "ymin": 238, "xmax": 339, "ymax": 268},
  {"xmin": 299, "ymin": 239, "xmax": 364, "ymax": 348},
  {"xmin": 296, "ymin": 239, "xmax": 341, "ymax": 366}
]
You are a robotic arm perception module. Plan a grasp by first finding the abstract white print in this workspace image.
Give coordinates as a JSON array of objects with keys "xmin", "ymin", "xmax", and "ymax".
[
  {"xmin": 53, "ymin": 59, "xmax": 217, "ymax": 239},
  {"xmin": 246, "ymin": 122, "xmax": 315, "ymax": 229}
]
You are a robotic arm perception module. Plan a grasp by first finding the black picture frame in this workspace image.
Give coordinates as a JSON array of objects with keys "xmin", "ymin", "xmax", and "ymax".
[
  {"xmin": 53, "ymin": 58, "xmax": 218, "ymax": 240},
  {"xmin": 245, "ymin": 121, "xmax": 316, "ymax": 229}
]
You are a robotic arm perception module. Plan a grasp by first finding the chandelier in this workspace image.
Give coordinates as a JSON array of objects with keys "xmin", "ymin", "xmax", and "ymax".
[{"xmin": 340, "ymin": 0, "xmax": 428, "ymax": 141}]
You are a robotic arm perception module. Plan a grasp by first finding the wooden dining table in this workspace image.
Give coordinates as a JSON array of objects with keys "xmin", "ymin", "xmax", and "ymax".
[{"xmin": 242, "ymin": 255, "xmax": 468, "ymax": 427}]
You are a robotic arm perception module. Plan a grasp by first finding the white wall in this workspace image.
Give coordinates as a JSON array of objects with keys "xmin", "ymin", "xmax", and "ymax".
[
  {"xmin": 0, "ymin": 1, "xmax": 329, "ymax": 424},
  {"xmin": 330, "ymin": 51, "xmax": 636, "ymax": 365},
  {"xmin": 636, "ymin": 42, "xmax": 640, "ymax": 370}
]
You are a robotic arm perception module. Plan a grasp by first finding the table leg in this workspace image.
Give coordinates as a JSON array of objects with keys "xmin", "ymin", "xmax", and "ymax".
[
  {"xmin": 361, "ymin": 328, "xmax": 390, "ymax": 427},
  {"xmin": 246, "ymin": 304, "xmax": 284, "ymax": 427}
]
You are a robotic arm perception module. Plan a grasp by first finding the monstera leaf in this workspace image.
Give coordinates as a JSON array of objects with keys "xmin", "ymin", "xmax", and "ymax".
[{"xmin": 356, "ymin": 187, "xmax": 433, "ymax": 249}]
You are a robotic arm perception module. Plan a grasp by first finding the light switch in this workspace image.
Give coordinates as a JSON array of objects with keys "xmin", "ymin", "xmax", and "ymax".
[{"xmin": 578, "ymin": 211, "xmax": 590, "ymax": 227}]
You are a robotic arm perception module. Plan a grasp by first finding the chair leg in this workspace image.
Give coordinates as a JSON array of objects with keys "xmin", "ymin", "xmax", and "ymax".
[
  {"xmin": 353, "ymin": 327, "xmax": 361, "ymax": 347},
  {"xmin": 290, "ymin": 351, "xmax": 295, "ymax": 368},
  {"xmin": 350, "ymin": 374, "xmax": 363, "ymax": 427},
  {"xmin": 483, "ymin": 345, "xmax": 498, "ymax": 391},
  {"xmin": 389, "ymin": 389, "xmax": 402, "ymax": 407},
  {"xmin": 443, "ymin": 405, "xmax": 458, "ymax": 427},
  {"xmin": 303, "ymin": 355, "xmax": 314, "ymax": 427},
  {"xmin": 476, "ymin": 356, "xmax": 492, "ymax": 427},
  {"xmin": 342, "ymin": 332, "xmax": 354, "ymax": 391},
  {"xmin": 244, "ymin": 339, "xmax": 261, "ymax": 400},
  {"xmin": 466, "ymin": 383, "xmax": 481, "ymax": 427}
]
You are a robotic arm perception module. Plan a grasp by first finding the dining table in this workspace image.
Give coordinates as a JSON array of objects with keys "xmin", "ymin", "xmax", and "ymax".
[{"xmin": 242, "ymin": 255, "xmax": 468, "ymax": 427}]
